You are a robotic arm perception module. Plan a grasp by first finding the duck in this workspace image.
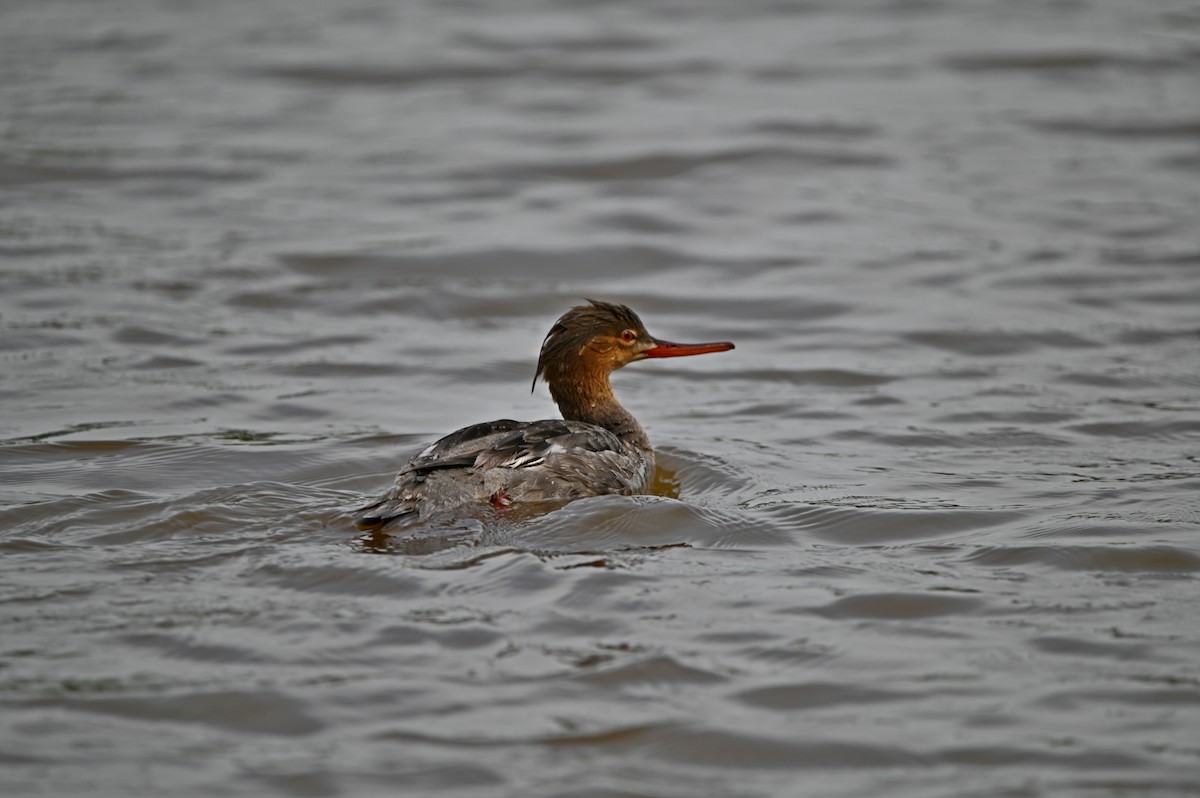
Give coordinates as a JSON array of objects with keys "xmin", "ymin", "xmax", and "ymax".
[{"xmin": 355, "ymin": 299, "xmax": 733, "ymax": 530}]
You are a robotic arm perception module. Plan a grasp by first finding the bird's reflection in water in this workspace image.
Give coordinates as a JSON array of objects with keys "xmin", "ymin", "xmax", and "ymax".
[{"xmin": 648, "ymin": 461, "xmax": 681, "ymax": 500}]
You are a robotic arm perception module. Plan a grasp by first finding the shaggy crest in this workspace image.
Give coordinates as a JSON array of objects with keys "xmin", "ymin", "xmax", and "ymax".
[{"xmin": 532, "ymin": 299, "xmax": 648, "ymax": 391}]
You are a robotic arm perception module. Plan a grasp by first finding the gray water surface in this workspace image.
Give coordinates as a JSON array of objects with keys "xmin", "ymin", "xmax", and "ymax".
[{"xmin": 2, "ymin": 0, "xmax": 1200, "ymax": 796}]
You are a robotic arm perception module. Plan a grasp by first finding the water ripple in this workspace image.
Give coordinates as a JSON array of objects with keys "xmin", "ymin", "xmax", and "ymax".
[{"xmin": 3, "ymin": 0, "xmax": 1199, "ymax": 794}]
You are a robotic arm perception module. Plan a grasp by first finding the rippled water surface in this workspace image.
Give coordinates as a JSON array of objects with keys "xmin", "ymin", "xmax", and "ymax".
[{"xmin": 3, "ymin": 0, "xmax": 1200, "ymax": 795}]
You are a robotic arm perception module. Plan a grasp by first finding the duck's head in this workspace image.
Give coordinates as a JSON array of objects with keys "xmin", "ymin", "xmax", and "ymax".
[{"xmin": 533, "ymin": 299, "xmax": 734, "ymax": 394}]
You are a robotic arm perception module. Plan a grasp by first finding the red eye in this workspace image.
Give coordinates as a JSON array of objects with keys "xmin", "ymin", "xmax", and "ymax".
[{"xmin": 621, "ymin": 329, "xmax": 637, "ymax": 343}]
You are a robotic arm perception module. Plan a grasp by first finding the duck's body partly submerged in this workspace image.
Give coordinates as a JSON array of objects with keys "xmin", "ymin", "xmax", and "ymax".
[{"xmin": 355, "ymin": 300, "xmax": 733, "ymax": 530}]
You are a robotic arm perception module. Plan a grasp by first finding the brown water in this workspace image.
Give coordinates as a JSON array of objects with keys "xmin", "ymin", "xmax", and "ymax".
[{"xmin": 3, "ymin": 0, "xmax": 1200, "ymax": 795}]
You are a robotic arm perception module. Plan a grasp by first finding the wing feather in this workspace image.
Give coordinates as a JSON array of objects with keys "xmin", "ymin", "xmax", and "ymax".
[
  {"xmin": 399, "ymin": 419, "xmax": 523, "ymax": 474},
  {"xmin": 472, "ymin": 419, "xmax": 624, "ymax": 472}
]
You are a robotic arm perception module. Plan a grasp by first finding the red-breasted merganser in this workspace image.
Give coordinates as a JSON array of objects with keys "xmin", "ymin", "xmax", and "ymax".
[{"xmin": 355, "ymin": 300, "xmax": 734, "ymax": 530}]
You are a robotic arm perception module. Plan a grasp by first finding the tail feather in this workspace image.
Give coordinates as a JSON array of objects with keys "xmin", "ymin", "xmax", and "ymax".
[{"xmin": 354, "ymin": 498, "xmax": 416, "ymax": 531}]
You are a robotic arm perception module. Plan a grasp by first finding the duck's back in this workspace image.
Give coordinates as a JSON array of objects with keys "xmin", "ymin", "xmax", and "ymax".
[{"xmin": 355, "ymin": 418, "xmax": 652, "ymax": 530}]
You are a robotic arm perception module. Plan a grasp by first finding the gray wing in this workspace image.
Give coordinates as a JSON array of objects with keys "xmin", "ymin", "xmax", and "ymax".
[
  {"xmin": 399, "ymin": 418, "xmax": 627, "ymax": 474},
  {"xmin": 474, "ymin": 419, "xmax": 650, "ymax": 498},
  {"xmin": 399, "ymin": 419, "xmax": 525, "ymax": 474},
  {"xmin": 472, "ymin": 419, "xmax": 625, "ymax": 471}
]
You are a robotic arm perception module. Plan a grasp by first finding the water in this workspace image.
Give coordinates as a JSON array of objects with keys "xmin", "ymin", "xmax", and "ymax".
[{"xmin": 2, "ymin": 0, "xmax": 1200, "ymax": 795}]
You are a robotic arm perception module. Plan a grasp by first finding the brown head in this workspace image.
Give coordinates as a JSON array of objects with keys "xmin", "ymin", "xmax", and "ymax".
[{"xmin": 533, "ymin": 299, "xmax": 734, "ymax": 422}]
